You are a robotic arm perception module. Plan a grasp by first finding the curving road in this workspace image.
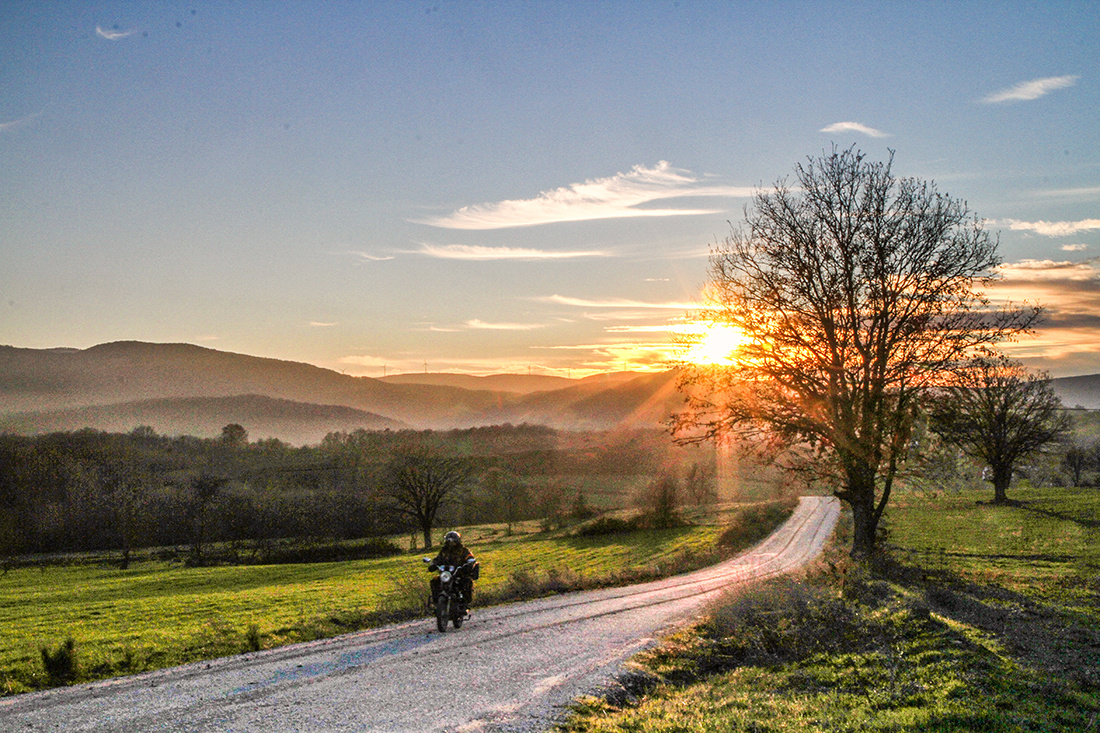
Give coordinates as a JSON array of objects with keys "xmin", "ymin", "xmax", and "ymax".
[{"xmin": 2, "ymin": 496, "xmax": 839, "ymax": 733}]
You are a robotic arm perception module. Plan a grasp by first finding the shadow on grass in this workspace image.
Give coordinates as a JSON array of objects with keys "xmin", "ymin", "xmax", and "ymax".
[
  {"xmin": 873, "ymin": 552, "xmax": 1100, "ymax": 694},
  {"xmin": 1015, "ymin": 500, "xmax": 1100, "ymax": 530}
]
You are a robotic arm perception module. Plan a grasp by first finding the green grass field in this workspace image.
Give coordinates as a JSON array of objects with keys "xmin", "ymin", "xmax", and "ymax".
[
  {"xmin": 2, "ymin": 502, "xmax": 786, "ymax": 695},
  {"xmin": 560, "ymin": 487, "xmax": 1100, "ymax": 732},
  {"xmin": 886, "ymin": 487, "xmax": 1100, "ymax": 621}
]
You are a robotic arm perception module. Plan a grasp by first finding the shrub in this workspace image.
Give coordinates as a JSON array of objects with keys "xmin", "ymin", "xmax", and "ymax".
[
  {"xmin": 685, "ymin": 575, "xmax": 869, "ymax": 676},
  {"xmin": 376, "ymin": 565, "xmax": 432, "ymax": 622},
  {"xmin": 254, "ymin": 537, "xmax": 403, "ymax": 565},
  {"xmin": 245, "ymin": 625, "xmax": 262, "ymax": 652},
  {"xmin": 570, "ymin": 491, "xmax": 597, "ymax": 520},
  {"xmin": 636, "ymin": 474, "xmax": 684, "ymax": 528},
  {"xmin": 717, "ymin": 498, "xmax": 797, "ymax": 550},
  {"xmin": 504, "ymin": 568, "xmax": 537, "ymax": 597},
  {"xmin": 574, "ymin": 516, "xmax": 639, "ymax": 537}
]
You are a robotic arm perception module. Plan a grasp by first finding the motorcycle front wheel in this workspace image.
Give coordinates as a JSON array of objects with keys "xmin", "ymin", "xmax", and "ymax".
[{"xmin": 435, "ymin": 596, "xmax": 449, "ymax": 633}]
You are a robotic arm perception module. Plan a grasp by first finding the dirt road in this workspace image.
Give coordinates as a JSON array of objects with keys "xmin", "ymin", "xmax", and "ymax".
[{"xmin": 1, "ymin": 496, "xmax": 839, "ymax": 732}]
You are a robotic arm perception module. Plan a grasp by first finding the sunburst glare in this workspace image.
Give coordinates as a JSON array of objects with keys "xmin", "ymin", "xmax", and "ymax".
[{"xmin": 682, "ymin": 323, "xmax": 747, "ymax": 365}]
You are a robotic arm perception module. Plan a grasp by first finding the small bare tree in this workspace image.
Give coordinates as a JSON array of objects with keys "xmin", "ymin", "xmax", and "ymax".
[
  {"xmin": 1060, "ymin": 438, "xmax": 1100, "ymax": 487},
  {"xmin": 187, "ymin": 472, "xmax": 225, "ymax": 565},
  {"xmin": 929, "ymin": 354, "xmax": 1070, "ymax": 504},
  {"xmin": 381, "ymin": 447, "xmax": 471, "ymax": 549}
]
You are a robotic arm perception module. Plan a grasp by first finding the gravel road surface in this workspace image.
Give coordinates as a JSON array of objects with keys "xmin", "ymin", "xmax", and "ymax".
[{"xmin": 2, "ymin": 495, "xmax": 839, "ymax": 732}]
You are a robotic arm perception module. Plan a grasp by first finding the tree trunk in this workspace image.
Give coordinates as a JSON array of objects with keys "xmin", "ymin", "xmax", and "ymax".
[
  {"xmin": 422, "ymin": 524, "xmax": 433, "ymax": 551},
  {"xmin": 845, "ymin": 464, "xmax": 881, "ymax": 559},
  {"xmin": 849, "ymin": 495, "xmax": 878, "ymax": 558},
  {"xmin": 991, "ymin": 464, "xmax": 1012, "ymax": 504}
]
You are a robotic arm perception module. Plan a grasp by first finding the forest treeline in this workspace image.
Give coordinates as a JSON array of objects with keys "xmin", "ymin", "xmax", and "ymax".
[{"xmin": 0, "ymin": 424, "xmax": 715, "ymax": 564}]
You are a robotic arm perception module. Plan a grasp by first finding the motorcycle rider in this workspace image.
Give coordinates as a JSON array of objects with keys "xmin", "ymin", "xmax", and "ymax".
[{"xmin": 427, "ymin": 530, "xmax": 478, "ymax": 608}]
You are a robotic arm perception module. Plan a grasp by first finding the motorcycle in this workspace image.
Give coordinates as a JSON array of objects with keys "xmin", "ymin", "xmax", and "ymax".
[{"xmin": 423, "ymin": 557, "xmax": 477, "ymax": 632}]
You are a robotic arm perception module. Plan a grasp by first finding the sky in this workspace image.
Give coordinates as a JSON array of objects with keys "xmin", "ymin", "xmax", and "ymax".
[{"xmin": 2, "ymin": 1, "xmax": 1099, "ymax": 378}]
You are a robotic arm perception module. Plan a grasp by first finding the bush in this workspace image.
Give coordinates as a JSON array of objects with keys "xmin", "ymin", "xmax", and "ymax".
[
  {"xmin": 253, "ymin": 537, "xmax": 403, "ymax": 565},
  {"xmin": 636, "ymin": 474, "xmax": 684, "ymax": 528},
  {"xmin": 570, "ymin": 491, "xmax": 597, "ymax": 520},
  {"xmin": 245, "ymin": 624, "xmax": 262, "ymax": 652},
  {"xmin": 717, "ymin": 498, "xmax": 797, "ymax": 550},
  {"xmin": 41, "ymin": 637, "xmax": 78, "ymax": 685},
  {"xmin": 376, "ymin": 565, "xmax": 432, "ymax": 621},
  {"xmin": 503, "ymin": 568, "xmax": 538, "ymax": 599},
  {"xmin": 704, "ymin": 577, "xmax": 864, "ymax": 665},
  {"xmin": 574, "ymin": 516, "xmax": 639, "ymax": 537}
]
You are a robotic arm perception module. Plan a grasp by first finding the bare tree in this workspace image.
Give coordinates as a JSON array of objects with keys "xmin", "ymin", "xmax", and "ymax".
[
  {"xmin": 930, "ymin": 355, "xmax": 1070, "ymax": 504},
  {"xmin": 637, "ymin": 472, "xmax": 682, "ymax": 528},
  {"xmin": 99, "ymin": 460, "xmax": 148, "ymax": 569},
  {"xmin": 381, "ymin": 447, "xmax": 471, "ymax": 549},
  {"xmin": 481, "ymin": 467, "xmax": 530, "ymax": 534},
  {"xmin": 187, "ymin": 472, "xmax": 225, "ymax": 565},
  {"xmin": 683, "ymin": 462, "xmax": 717, "ymax": 505},
  {"xmin": 1060, "ymin": 438, "xmax": 1100, "ymax": 487},
  {"xmin": 674, "ymin": 147, "xmax": 1038, "ymax": 557}
]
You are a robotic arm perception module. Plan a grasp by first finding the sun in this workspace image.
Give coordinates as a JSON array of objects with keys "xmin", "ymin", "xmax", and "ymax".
[{"xmin": 683, "ymin": 323, "xmax": 748, "ymax": 365}]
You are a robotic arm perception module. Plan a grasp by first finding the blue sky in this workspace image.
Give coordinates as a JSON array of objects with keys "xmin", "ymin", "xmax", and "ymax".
[{"xmin": 2, "ymin": 1, "xmax": 1098, "ymax": 377}]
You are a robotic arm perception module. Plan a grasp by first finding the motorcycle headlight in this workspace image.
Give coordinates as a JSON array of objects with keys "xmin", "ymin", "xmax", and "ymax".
[{"xmin": 440, "ymin": 570, "xmax": 452, "ymax": 583}]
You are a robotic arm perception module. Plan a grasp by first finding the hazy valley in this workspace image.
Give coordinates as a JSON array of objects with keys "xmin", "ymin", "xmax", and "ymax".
[{"xmin": 0, "ymin": 341, "xmax": 685, "ymax": 444}]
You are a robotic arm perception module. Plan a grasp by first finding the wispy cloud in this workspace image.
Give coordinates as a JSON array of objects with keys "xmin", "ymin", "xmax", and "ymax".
[
  {"xmin": 338, "ymin": 353, "xmax": 589, "ymax": 377},
  {"xmin": 988, "ymin": 258, "xmax": 1100, "ymax": 374},
  {"xmin": 532, "ymin": 339, "xmax": 680, "ymax": 372},
  {"xmin": 347, "ymin": 250, "xmax": 395, "ymax": 262},
  {"xmin": 819, "ymin": 121, "xmax": 890, "ymax": 138},
  {"xmin": 416, "ymin": 162, "xmax": 752, "ymax": 230},
  {"xmin": 989, "ymin": 259, "xmax": 1100, "ymax": 319},
  {"xmin": 96, "ymin": 25, "xmax": 136, "ymax": 40},
  {"xmin": 0, "ymin": 111, "xmax": 41, "ymax": 132},
  {"xmin": 1030, "ymin": 186, "xmax": 1100, "ymax": 200},
  {"xmin": 995, "ymin": 259, "xmax": 1100, "ymax": 283},
  {"xmin": 309, "ymin": 321, "xmax": 337, "ymax": 327},
  {"xmin": 1001, "ymin": 218, "xmax": 1100, "ymax": 237},
  {"xmin": 604, "ymin": 323, "xmax": 680, "ymax": 333},
  {"xmin": 464, "ymin": 319, "xmax": 543, "ymax": 331},
  {"xmin": 1062, "ymin": 244, "xmax": 1089, "ymax": 252},
  {"xmin": 980, "ymin": 75, "xmax": 1079, "ymax": 103},
  {"xmin": 541, "ymin": 294, "xmax": 698, "ymax": 310},
  {"xmin": 417, "ymin": 244, "xmax": 609, "ymax": 260}
]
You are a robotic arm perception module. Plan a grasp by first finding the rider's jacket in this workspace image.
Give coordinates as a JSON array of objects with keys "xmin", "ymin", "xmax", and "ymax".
[{"xmin": 429, "ymin": 543, "xmax": 475, "ymax": 570}]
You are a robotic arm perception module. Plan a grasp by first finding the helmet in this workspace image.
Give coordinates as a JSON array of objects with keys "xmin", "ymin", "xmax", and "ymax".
[{"xmin": 443, "ymin": 531, "xmax": 461, "ymax": 547}]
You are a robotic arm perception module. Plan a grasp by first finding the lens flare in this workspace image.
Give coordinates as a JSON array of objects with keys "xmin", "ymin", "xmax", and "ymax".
[{"xmin": 684, "ymin": 324, "xmax": 747, "ymax": 365}]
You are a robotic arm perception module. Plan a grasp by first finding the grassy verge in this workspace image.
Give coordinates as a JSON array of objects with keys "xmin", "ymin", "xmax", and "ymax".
[
  {"xmin": 1, "ymin": 499, "xmax": 795, "ymax": 695},
  {"xmin": 561, "ymin": 487, "xmax": 1100, "ymax": 732}
]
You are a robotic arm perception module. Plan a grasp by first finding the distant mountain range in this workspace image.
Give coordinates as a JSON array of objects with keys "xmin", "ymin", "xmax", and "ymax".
[
  {"xmin": 1, "ymin": 341, "xmax": 1096, "ymax": 445},
  {"xmin": 1049, "ymin": 373, "xmax": 1100, "ymax": 411},
  {"xmin": 377, "ymin": 371, "xmax": 636, "ymax": 394},
  {"xmin": 0, "ymin": 342, "xmax": 685, "ymax": 443}
]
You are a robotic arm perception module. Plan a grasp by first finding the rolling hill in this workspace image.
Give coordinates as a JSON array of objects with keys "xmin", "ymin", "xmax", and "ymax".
[
  {"xmin": 0, "ymin": 342, "xmax": 685, "ymax": 442},
  {"xmin": 0, "ymin": 394, "xmax": 402, "ymax": 446},
  {"xmin": 1051, "ymin": 373, "xmax": 1100, "ymax": 410}
]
